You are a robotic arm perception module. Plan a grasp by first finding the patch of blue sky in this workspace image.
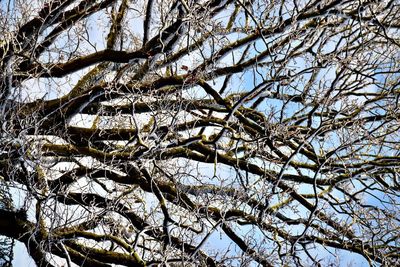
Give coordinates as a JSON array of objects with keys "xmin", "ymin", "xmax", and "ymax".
[
  {"xmin": 4, "ymin": 185, "xmax": 39, "ymax": 266},
  {"xmin": 182, "ymin": 161, "xmax": 240, "ymax": 187},
  {"xmin": 15, "ymin": 6, "xmax": 113, "ymax": 102},
  {"xmin": 22, "ymin": 1, "xmax": 106, "ymax": 57},
  {"xmin": 228, "ymin": 212, "xmax": 362, "ymax": 266},
  {"xmin": 277, "ymin": 203, "xmax": 372, "ymax": 266},
  {"xmin": 12, "ymin": 240, "xmax": 37, "ymax": 267},
  {"xmin": 200, "ymin": 221, "xmax": 282, "ymax": 266},
  {"xmin": 273, "ymin": 0, "xmax": 297, "ymax": 21},
  {"xmin": 0, "ymin": 0, "xmax": 13, "ymax": 11},
  {"xmin": 0, "ymin": 0, "xmax": 42, "ymax": 27},
  {"xmin": 212, "ymin": 1, "xmax": 236, "ymax": 25},
  {"xmin": 314, "ymin": 245, "xmax": 370, "ymax": 266},
  {"xmin": 0, "ymin": 0, "xmax": 17, "ymax": 32},
  {"xmin": 7, "ymin": 184, "xmax": 37, "ymax": 222},
  {"xmin": 17, "ymin": 65, "xmax": 96, "ymax": 101},
  {"xmin": 200, "ymin": 227, "xmax": 243, "ymax": 265},
  {"xmin": 124, "ymin": 0, "xmax": 144, "ymax": 35},
  {"xmin": 365, "ymin": 190, "xmax": 399, "ymax": 214},
  {"xmin": 140, "ymin": 192, "xmax": 248, "ymax": 264},
  {"xmin": 43, "ymin": 9, "xmax": 108, "ymax": 57}
]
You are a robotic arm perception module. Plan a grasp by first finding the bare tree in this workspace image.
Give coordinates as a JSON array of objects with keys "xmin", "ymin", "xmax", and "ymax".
[{"xmin": 0, "ymin": 0, "xmax": 399, "ymax": 266}]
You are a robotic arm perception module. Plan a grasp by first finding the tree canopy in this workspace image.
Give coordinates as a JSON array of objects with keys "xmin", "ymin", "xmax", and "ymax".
[{"xmin": 0, "ymin": 0, "xmax": 399, "ymax": 266}]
